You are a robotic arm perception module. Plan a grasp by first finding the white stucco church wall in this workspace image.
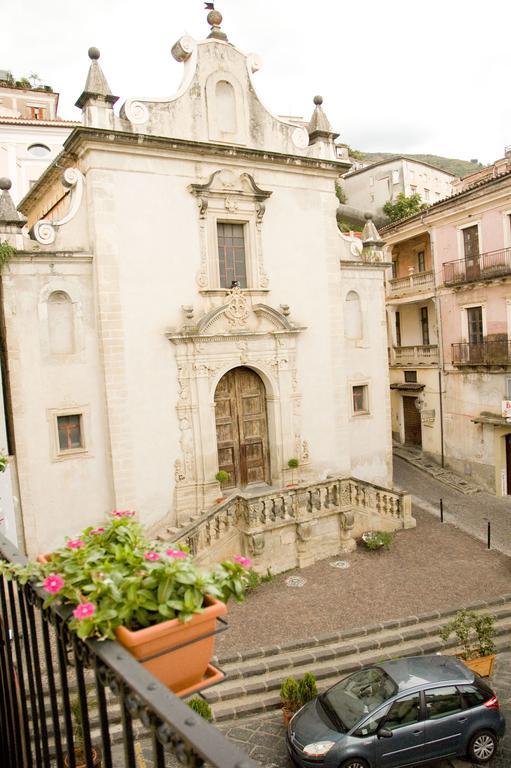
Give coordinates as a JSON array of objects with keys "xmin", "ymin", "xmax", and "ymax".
[{"xmin": 0, "ymin": 11, "xmax": 398, "ymax": 557}]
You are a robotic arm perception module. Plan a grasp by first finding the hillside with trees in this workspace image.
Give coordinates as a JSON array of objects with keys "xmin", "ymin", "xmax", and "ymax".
[{"xmin": 354, "ymin": 151, "xmax": 485, "ymax": 179}]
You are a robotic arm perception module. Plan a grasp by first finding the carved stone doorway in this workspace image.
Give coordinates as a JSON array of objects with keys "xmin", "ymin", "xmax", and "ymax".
[{"xmin": 214, "ymin": 367, "xmax": 271, "ymax": 490}]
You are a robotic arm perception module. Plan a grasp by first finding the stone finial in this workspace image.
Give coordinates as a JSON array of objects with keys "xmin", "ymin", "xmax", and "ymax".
[
  {"xmin": 0, "ymin": 178, "xmax": 26, "ymax": 227},
  {"xmin": 207, "ymin": 8, "xmax": 228, "ymax": 41},
  {"xmin": 361, "ymin": 213, "xmax": 384, "ymax": 247},
  {"xmin": 307, "ymin": 95, "xmax": 339, "ymax": 145},
  {"xmin": 75, "ymin": 47, "xmax": 119, "ymax": 110}
]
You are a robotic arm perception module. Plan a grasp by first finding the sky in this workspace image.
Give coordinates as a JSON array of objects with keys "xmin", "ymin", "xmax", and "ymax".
[{"xmin": 3, "ymin": 0, "xmax": 509, "ymax": 164}]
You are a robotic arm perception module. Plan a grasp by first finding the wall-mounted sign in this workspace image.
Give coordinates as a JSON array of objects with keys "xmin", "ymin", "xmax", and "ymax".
[{"xmin": 502, "ymin": 400, "xmax": 511, "ymax": 419}]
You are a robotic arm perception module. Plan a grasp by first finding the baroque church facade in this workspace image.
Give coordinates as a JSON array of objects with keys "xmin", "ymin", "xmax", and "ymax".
[{"xmin": 0, "ymin": 12, "xmax": 412, "ymax": 561}]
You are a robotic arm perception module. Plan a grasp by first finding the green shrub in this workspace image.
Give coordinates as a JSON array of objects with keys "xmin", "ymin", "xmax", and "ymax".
[
  {"xmin": 280, "ymin": 677, "xmax": 301, "ymax": 712},
  {"xmin": 361, "ymin": 531, "xmax": 393, "ymax": 550},
  {"xmin": 287, "ymin": 458, "xmax": 299, "ymax": 469},
  {"xmin": 187, "ymin": 697, "xmax": 212, "ymax": 720},
  {"xmin": 298, "ymin": 672, "xmax": 318, "ymax": 705},
  {"xmin": 215, "ymin": 470, "xmax": 229, "ymax": 484},
  {"xmin": 439, "ymin": 610, "xmax": 496, "ymax": 660}
]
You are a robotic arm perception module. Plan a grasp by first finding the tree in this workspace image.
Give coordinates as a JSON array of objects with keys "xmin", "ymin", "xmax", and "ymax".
[{"xmin": 383, "ymin": 192, "xmax": 428, "ymax": 222}]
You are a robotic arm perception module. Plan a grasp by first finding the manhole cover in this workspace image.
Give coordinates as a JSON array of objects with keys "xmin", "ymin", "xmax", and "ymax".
[
  {"xmin": 286, "ymin": 575, "xmax": 306, "ymax": 588},
  {"xmin": 330, "ymin": 560, "xmax": 350, "ymax": 569}
]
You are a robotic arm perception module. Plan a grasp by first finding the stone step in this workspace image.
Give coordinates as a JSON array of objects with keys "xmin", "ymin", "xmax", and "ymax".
[{"xmin": 205, "ymin": 595, "xmax": 511, "ymax": 724}]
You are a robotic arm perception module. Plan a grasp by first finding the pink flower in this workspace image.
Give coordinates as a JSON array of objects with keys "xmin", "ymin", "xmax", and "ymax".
[
  {"xmin": 90, "ymin": 527, "xmax": 105, "ymax": 535},
  {"xmin": 72, "ymin": 603, "xmax": 96, "ymax": 620},
  {"xmin": 144, "ymin": 551, "xmax": 160, "ymax": 561},
  {"xmin": 233, "ymin": 555, "xmax": 252, "ymax": 568},
  {"xmin": 66, "ymin": 539, "xmax": 84, "ymax": 549},
  {"xmin": 165, "ymin": 549, "xmax": 187, "ymax": 559},
  {"xmin": 110, "ymin": 510, "xmax": 136, "ymax": 518},
  {"xmin": 43, "ymin": 574, "xmax": 65, "ymax": 594}
]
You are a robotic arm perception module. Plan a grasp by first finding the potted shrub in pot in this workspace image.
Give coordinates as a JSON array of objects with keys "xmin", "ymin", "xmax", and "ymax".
[
  {"xmin": 287, "ymin": 458, "xmax": 299, "ymax": 486},
  {"xmin": 280, "ymin": 672, "xmax": 318, "ymax": 725},
  {"xmin": 215, "ymin": 470, "xmax": 230, "ymax": 503},
  {"xmin": 361, "ymin": 530, "xmax": 393, "ymax": 551},
  {"xmin": 1, "ymin": 514, "xmax": 252, "ymax": 697},
  {"xmin": 439, "ymin": 609, "xmax": 497, "ymax": 677}
]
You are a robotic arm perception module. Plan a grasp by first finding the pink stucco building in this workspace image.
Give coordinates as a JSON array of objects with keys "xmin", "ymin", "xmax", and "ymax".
[{"xmin": 383, "ymin": 152, "xmax": 511, "ymax": 495}]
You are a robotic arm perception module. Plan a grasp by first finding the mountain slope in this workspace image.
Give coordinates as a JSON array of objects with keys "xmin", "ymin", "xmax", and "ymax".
[{"xmin": 356, "ymin": 151, "xmax": 485, "ymax": 178}]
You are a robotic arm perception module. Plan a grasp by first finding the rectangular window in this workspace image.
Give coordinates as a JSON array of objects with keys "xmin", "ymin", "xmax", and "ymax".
[
  {"xmin": 420, "ymin": 306, "xmax": 430, "ymax": 346},
  {"xmin": 217, "ymin": 222, "xmax": 247, "ymax": 289},
  {"xmin": 395, "ymin": 311, "xmax": 401, "ymax": 346},
  {"xmin": 467, "ymin": 306, "xmax": 483, "ymax": 345},
  {"xmin": 352, "ymin": 385, "xmax": 369, "ymax": 415},
  {"xmin": 57, "ymin": 414, "xmax": 83, "ymax": 452},
  {"xmin": 392, "ymin": 258, "xmax": 398, "ymax": 278},
  {"xmin": 417, "ymin": 251, "xmax": 425, "ymax": 273},
  {"xmin": 392, "ymin": 170, "xmax": 400, "ymax": 184},
  {"xmin": 424, "ymin": 188, "xmax": 430, "ymax": 201},
  {"xmin": 506, "ymin": 377, "xmax": 511, "ymax": 399},
  {"xmin": 29, "ymin": 106, "xmax": 46, "ymax": 120},
  {"xmin": 369, "ymin": 176, "xmax": 374, "ymax": 187},
  {"xmin": 410, "ymin": 185, "xmax": 417, "ymax": 194},
  {"xmin": 404, "ymin": 370, "xmax": 417, "ymax": 383}
]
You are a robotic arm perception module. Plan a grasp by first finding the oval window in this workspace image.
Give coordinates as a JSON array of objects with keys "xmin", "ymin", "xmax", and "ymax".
[{"xmin": 28, "ymin": 144, "xmax": 51, "ymax": 158}]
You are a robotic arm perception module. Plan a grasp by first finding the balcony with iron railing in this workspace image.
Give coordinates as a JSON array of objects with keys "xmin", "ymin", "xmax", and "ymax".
[
  {"xmin": 0, "ymin": 532, "xmax": 257, "ymax": 768},
  {"xmin": 452, "ymin": 339, "xmax": 511, "ymax": 366},
  {"xmin": 443, "ymin": 248, "xmax": 511, "ymax": 286},
  {"xmin": 389, "ymin": 345, "xmax": 439, "ymax": 366},
  {"xmin": 387, "ymin": 270, "xmax": 435, "ymax": 297}
]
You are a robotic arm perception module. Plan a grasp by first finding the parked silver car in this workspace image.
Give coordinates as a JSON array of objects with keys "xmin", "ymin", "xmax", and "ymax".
[{"xmin": 286, "ymin": 655, "xmax": 505, "ymax": 767}]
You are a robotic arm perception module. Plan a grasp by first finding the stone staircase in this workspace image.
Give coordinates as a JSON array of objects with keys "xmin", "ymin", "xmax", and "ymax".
[{"xmin": 204, "ymin": 594, "xmax": 511, "ymax": 725}]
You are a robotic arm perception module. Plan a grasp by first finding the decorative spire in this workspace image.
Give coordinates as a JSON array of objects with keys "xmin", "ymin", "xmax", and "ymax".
[
  {"xmin": 307, "ymin": 95, "xmax": 339, "ymax": 144},
  {"xmin": 361, "ymin": 213, "xmax": 384, "ymax": 247},
  {"xmin": 75, "ymin": 47, "xmax": 118, "ymax": 110},
  {"xmin": 207, "ymin": 8, "xmax": 228, "ymax": 41},
  {"xmin": 0, "ymin": 178, "xmax": 26, "ymax": 227}
]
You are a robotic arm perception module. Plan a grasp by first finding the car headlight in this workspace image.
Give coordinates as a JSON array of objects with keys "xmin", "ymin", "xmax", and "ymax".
[{"xmin": 303, "ymin": 740, "xmax": 335, "ymax": 757}]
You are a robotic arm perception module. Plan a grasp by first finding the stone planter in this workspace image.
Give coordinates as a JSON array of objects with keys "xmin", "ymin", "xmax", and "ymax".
[{"xmin": 115, "ymin": 596, "xmax": 227, "ymax": 696}]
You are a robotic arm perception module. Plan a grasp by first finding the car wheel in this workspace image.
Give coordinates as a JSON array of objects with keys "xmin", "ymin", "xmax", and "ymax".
[
  {"xmin": 339, "ymin": 759, "xmax": 369, "ymax": 768},
  {"xmin": 468, "ymin": 729, "xmax": 497, "ymax": 763}
]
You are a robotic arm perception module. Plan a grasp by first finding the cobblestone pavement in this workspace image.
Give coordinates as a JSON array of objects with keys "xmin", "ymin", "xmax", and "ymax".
[{"xmin": 394, "ymin": 453, "xmax": 511, "ymax": 557}]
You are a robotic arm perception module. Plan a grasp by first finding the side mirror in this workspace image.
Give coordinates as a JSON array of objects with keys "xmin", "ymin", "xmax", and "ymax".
[{"xmin": 378, "ymin": 727, "xmax": 393, "ymax": 739}]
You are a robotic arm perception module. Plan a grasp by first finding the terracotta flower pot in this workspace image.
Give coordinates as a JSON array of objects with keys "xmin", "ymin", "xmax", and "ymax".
[
  {"xmin": 115, "ymin": 596, "xmax": 227, "ymax": 696},
  {"xmin": 460, "ymin": 654, "xmax": 496, "ymax": 678},
  {"xmin": 282, "ymin": 706, "xmax": 296, "ymax": 725},
  {"xmin": 64, "ymin": 747, "xmax": 101, "ymax": 768},
  {"xmin": 37, "ymin": 553, "xmax": 53, "ymax": 564}
]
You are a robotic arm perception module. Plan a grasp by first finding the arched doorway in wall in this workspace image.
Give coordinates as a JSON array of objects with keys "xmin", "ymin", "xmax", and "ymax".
[{"xmin": 214, "ymin": 367, "xmax": 271, "ymax": 490}]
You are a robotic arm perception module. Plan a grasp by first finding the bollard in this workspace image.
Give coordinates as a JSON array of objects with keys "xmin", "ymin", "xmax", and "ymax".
[
  {"xmin": 440, "ymin": 498, "xmax": 444, "ymax": 523},
  {"xmin": 487, "ymin": 521, "xmax": 491, "ymax": 550}
]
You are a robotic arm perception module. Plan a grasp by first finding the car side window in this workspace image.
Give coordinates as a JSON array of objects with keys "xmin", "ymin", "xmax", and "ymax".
[
  {"xmin": 383, "ymin": 694, "xmax": 421, "ymax": 730},
  {"xmin": 459, "ymin": 684, "xmax": 491, "ymax": 709},
  {"xmin": 353, "ymin": 705, "xmax": 390, "ymax": 737},
  {"xmin": 425, "ymin": 686, "xmax": 463, "ymax": 719}
]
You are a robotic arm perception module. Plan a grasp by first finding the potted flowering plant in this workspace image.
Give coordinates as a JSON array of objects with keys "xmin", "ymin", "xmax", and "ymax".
[{"xmin": 1, "ymin": 512, "xmax": 252, "ymax": 697}]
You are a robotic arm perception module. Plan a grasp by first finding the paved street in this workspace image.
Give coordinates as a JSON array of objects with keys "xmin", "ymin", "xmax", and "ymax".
[{"xmin": 394, "ymin": 454, "xmax": 511, "ymax": 557}]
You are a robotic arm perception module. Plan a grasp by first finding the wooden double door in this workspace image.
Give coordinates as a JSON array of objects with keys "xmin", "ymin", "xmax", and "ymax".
[{"xmin": 214, "ymin": 367, "xmax": 271, "ymax": 489}]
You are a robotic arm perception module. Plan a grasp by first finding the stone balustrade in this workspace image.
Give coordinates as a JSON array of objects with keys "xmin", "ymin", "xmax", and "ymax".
[{"xmin": 171, "ymin": 476, "xmax": 414, "ymax": 574}]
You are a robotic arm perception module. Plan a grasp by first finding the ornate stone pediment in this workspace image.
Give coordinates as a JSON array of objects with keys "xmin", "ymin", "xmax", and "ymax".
[
  {"xmin": 189, "ymin": 169, "xmax": 272, "ymax": 220},
  {"xmin": 168, "ymin": 288, "xmax": 302, "ymax": 342}
]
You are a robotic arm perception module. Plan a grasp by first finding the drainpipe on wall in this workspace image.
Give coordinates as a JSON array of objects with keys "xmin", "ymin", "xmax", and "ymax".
[{"xmin": 428, "ymin": 223, "xmax": 446, "ymax": 468}]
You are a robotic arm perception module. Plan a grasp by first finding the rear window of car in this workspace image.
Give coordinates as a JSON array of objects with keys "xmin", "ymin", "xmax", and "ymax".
[
  {"xmin": 425, "ymin": 686, "xmax": 463, "ymax": 719},
  {"xmin": 323, "ymin": 667, "xmax": 398, "ymax": 730},
  {"xmin": 459, "ymin": 684, "xmax": 493, "ymax": 709}
]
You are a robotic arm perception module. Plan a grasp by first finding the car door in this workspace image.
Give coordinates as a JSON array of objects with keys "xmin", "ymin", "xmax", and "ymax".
[
  {"xmin": 422, "ymin": 685, "xmax": 465, "ymax": 760},
  {"xmin": 373, "ymin": 692, "xmax": 424, "ymax": 767}
]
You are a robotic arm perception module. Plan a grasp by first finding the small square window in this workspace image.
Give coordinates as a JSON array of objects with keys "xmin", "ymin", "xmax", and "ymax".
[
  {"xmin": 57, "ymin": 414, "xmax": 83, "ymax": 452},
  {"xmin": 404, "ymin": 371, "xmax": 417, "ymax": 383},
  {"xmin": 352, "ymin": 385, "xmax": 369, "ymax": 415}
]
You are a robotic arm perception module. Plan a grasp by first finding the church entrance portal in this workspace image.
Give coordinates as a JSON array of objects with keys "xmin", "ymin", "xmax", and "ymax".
[{"xmin": 214, "ymin": 367, "xmax": 270, "ymax": 490}]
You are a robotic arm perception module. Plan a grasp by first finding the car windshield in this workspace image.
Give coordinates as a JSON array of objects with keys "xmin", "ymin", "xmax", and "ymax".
[{"xmin": 322, "ymin": 667, "xmax": 398, "ymax": 731}]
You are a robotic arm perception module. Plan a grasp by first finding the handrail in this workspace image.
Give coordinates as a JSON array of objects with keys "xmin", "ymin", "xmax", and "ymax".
[{"xmin": 443, "ymin": 248, "xmax": 511, "ymax": 285}]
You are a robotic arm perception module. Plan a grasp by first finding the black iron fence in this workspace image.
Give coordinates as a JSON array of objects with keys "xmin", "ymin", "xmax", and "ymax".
[
  {"xmin": 451, "ymin": 339, "xmax": 511, "ymax": 366},
  {"xmin": 0, "ymin": 532, "xmax": 256, "ymax": 768},
  {"xmin": 443, "ymin": 248, "xmax": 511, "ymax": 285}
]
